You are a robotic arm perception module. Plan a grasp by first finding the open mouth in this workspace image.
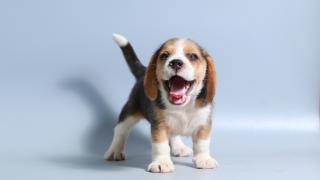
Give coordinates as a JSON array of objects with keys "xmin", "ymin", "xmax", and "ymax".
[{"xmin": 164, "ymin": 76, "xmax": 195, "ymax": 105}]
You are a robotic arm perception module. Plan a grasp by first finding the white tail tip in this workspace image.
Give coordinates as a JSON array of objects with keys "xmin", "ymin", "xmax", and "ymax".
[{"xmin": 112, "ymin": 33, "xmax": 128, "ymax": 47}]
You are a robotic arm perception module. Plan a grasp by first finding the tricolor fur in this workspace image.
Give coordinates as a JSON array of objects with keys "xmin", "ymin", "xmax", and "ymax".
[{"xmin": 105, "ymin": 33, "xmax": 218, "ymax": 173}]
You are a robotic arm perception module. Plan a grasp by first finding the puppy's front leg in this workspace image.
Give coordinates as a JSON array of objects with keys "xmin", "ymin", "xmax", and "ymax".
[
  {"xmin": 147, "ymin": 121, "xmax": 174, "ymax": 173},
  {"xmin": 192, "ymin": 126, "xmax": 219, "ymax": 169}
]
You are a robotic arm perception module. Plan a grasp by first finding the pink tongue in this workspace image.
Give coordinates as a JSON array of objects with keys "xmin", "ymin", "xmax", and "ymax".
[
  {"xmin": 169, "ymin": 87, "xmax": 187, "ymax": 97},
  {"xmin": 168, "ymin": 77, "xmax": 187, "ymax": 104}
]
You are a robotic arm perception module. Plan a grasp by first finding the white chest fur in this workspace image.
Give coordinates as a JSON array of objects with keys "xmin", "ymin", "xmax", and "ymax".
[{"xmin": 164, "ymin": 104, "xmax": 211, "ymax": 136}]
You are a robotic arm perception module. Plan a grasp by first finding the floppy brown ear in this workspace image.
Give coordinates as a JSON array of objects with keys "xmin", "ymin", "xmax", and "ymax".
[
  {"xmin": 203, "ymin": 51, "xmax": 216, "ymax": 102},
  {"xmin": 144, "ymin": 54, "xmax": 158, "ymax": 101}
]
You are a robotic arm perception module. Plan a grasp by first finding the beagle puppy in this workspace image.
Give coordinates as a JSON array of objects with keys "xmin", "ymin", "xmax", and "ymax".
[{"xmin": 104, "ymin": 34, "xmax": 218, "ymax": 173}]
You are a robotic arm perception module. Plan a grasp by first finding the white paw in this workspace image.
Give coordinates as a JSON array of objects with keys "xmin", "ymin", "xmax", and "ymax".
[
  {"xmin": 193, "ymin": 154, "xmax": 219, "ymax": 169},
  {"xmin": 147, "ymin": 156, "xmax": 175, "ymax": 173},
  {"xmin": 104, "ymin": 149, "xmax": 126, "ymax": 161},
  {"xmin": 171, "ymin": 145, "xmax": 193, "ymax": 157}
]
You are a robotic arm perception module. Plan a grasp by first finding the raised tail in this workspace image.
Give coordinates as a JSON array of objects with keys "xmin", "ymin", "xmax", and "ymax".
[{"xmin": 112, "ymin": 33, "xmax": 146, "ymax": 79}]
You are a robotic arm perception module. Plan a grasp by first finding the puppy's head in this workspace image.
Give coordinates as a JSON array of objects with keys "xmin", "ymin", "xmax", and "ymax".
[{"xmin": 144, "ymin": 38, "xmax": 216, "ymax": 107}]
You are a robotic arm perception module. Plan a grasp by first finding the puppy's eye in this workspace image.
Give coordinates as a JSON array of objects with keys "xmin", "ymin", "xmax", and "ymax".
[
  {"xmin": 159, "ymin": 52, "xmax": 169, "ymax": 61},
  {"xmin": 187, "ymin": 53, "xmax": 198, "ymax": 61}
]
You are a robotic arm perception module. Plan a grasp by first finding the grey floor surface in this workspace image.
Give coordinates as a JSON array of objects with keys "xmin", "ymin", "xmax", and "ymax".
[{"xmin": 2, "ymin": 125, "xmax": 319, "ymax": 180}]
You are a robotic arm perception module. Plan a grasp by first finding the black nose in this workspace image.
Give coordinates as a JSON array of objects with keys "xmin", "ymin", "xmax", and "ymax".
[{"xmin": 169, "ymin": 59, "xmax": 183, "ymax": 71}]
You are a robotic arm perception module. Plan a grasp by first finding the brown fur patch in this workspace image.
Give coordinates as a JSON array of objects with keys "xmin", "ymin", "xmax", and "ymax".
[
  {"xmin": 132, "ymin": 111, "xmax": 143, "ymax": 119},
  {"xmin": 151, "ymin": 108, "xmax": 169, "ymax": 143},
  {"xmin": 183, "ymin": 40, "xmax": 202, "ymax": 55},
  {"xmin": 195, "ymin": 125, "xmax": 212, "ymax": 140},
  {"xmin": 158, "ymin": 42, "xmax": 176, "ymax": 56},
  {"xmin": 195, "ymin": 99, "xmax": 212, "ymax": 108},
  {"xmin": 144, "ymin": 54, "xmax": 158, "ymax": 101},
  {"xmin": 202, "ymin": 51, "xmax": 216, "ymax": 102}
]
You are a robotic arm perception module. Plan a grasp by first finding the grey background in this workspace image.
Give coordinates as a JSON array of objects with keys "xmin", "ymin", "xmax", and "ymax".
[{"xmin": 0, "ymin": 0, "xmax": 319, "ymax": 179}]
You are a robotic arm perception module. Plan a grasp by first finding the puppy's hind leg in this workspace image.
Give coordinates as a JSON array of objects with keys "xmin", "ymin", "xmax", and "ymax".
[
  {"xmin": 170, "ymin": 135, "xmax": 193, "ymax": 157},
  {"xmin": 104, "ymin": 106, "xmax": 141, "ymax": 161}
]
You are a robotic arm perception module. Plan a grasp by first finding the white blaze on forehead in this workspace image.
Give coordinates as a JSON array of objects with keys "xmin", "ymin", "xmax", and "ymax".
[{"xmin": 175, "ymin": 38, "xmax": 187, "ymax": 58}]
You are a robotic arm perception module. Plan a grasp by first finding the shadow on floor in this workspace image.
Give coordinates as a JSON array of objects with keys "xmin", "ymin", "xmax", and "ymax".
[
  {"xmin": 45, "ymin": 154, "xmax": 151, "ymax": 171},
  {"xmin": 45, "ymin": 77, "xmax": 151, "ymax": 171}
]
